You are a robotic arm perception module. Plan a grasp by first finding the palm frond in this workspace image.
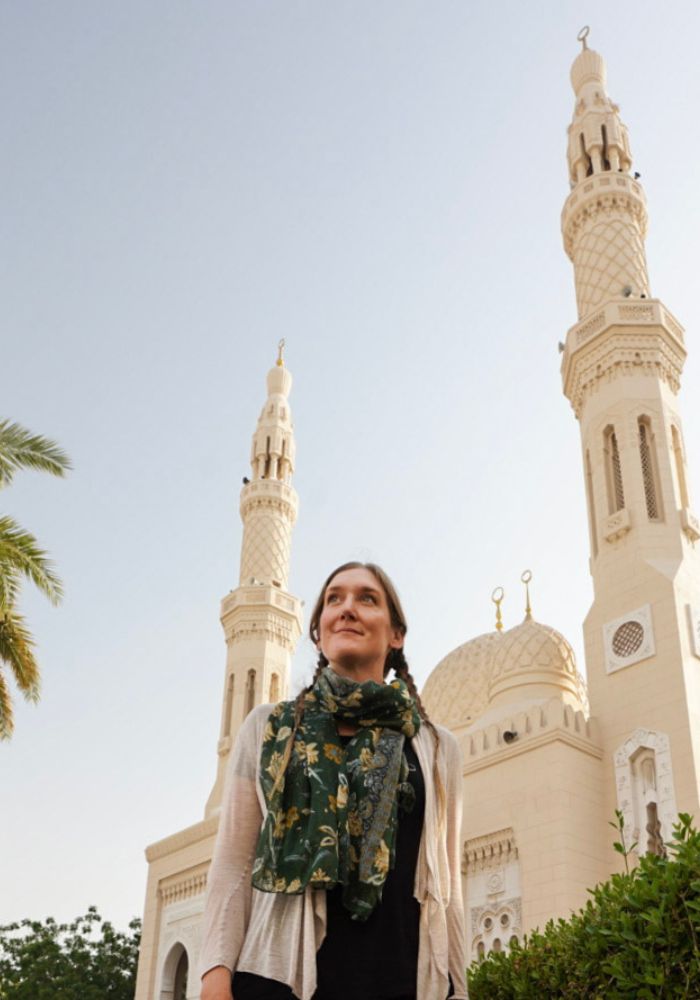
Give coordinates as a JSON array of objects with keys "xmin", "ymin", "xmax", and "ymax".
[
  {"xmin": 0, "ymin": 515, "xmax": 63, "ymax": 605},
  {"xmin": 0, "ymin": 672, "xmax": 14, "ymax": 740},
  {"xmin": 0, "ymin": 607, "xmax": 40, "ymax": 701},
  {"xmin": 0, "ymin": 419, "xmax": 71, "ymax": 488}
]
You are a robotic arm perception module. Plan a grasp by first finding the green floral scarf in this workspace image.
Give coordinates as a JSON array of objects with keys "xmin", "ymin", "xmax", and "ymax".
[{"xmin": 252, "ymin": 667, "xmax": 422, "ymax": 920}]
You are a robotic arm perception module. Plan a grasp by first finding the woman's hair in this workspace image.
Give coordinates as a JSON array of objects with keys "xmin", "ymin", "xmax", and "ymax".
[{"xmin": 271, "ymin": 562, "xmax": 444, "ymax": 816}]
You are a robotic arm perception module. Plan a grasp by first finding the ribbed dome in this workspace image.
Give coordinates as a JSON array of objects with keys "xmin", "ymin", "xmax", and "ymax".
[
  {"xmin": 570, "ymin": 47, "xmax": 606, "ymax": 94},
  {"xmin": 488, "ymin": 617, "xmax": 588, "ymax": 710},
  {"xmin": 421, "ymin": 631, "xmax": 500, "ymax": 729}
]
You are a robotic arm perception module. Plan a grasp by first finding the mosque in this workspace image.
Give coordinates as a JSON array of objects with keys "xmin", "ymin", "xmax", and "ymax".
[{"xmin": 134, "ymin": 33, "xmax": 700, "ymax": 998}]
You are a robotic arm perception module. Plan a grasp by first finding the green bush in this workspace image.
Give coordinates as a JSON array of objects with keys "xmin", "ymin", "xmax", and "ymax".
[{"xmin": 467, "ymin": 813, "xmax": 700, "ymax": 999}]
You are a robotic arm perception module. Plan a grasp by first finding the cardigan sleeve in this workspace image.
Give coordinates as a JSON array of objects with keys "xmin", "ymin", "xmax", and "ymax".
[
  {"xmin": 199, "ymin": 705, "xmax": 270, "ymax": 979},
  {"xmin": 444, "ymin": 731, "xmax": 469, "ymax": 999}
]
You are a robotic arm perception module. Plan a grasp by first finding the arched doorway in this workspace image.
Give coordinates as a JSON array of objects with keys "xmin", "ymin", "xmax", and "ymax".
[
  {"xmin": 159, "ymin": 941, "xmax": 189, "ymax": 1000},
  {"xmin": 173, "ymin": 949, "xmax": 188, "ymax": 1000}
]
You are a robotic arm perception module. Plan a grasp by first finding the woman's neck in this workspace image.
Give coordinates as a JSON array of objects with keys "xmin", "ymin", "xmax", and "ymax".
[{"xmin": 327, "ymin": 661, "xmax": 385, "ymax": 686}]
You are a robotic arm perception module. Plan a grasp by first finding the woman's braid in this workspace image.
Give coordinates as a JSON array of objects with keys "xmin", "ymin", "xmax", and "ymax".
[{"xmin": 389, "ymin": 648, "xmax": 446, "ymax": 822}]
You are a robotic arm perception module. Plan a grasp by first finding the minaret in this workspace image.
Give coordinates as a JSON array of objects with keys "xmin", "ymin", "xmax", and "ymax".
[
  {"xmin": 205, "ymin": 342, "xmax": 303, "ymax": 817},
  {"xmin": 561, "ymin": 30, "xmax": 700, "ymax": 848}
]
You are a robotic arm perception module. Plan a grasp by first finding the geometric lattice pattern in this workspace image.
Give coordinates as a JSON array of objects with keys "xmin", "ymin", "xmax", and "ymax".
[
  {"xmin": 240, "ymin": 512, "xmax": 291, "ymax": 587},
  {"xmin": 638, "ymin": 422, "xmax": 659, "ymax": 519},
  {"xmin": 575, "ymin": 217, "xmax": 649, "ymax": 318},
  {"xmin": 421, "ymin": 631, "xmax": 502, "ymax": 729},
  {"xmin": 611, "ymin": 620, "xmax": 645, "ymax": 658}
]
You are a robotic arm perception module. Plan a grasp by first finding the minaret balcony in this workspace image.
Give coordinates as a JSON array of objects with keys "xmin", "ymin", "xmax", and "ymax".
[
  {"xmin": 560, "ymin": 298, "xmax": 686, "ymax": 416},
  {"xmin": 240, "ymin": 477, "xmax": 299, "ymax": 522}
]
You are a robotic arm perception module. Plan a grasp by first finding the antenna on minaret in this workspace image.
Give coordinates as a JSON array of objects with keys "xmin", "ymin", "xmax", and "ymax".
[
  {"xmin": 577, "ymin": 25, "xmax": 590, "ymax": 51},
  {"xmin": 492, "ymin": 586, "xmax": 505, "ymax": 632},
  {"xmin": 521, "ymin": 569, "xmax": 533, "ymax": 620},
  {"xmin": 277, "ymin": 338, "xmax": 286, "ymax": 367}
]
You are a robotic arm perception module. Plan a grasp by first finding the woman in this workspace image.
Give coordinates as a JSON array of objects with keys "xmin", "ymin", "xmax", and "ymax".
[{"xmin": 200, "ymin": 562, "xmax": 468, "ymax": 1000}]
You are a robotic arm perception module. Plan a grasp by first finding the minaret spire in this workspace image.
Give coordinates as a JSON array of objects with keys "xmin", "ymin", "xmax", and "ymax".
[
  {"xmin": 560, "ymin": 36, "xmax": 700, "ymax": 855},
  {"xmin": 205, "ymin": 350, "xmax": 302, "ymax": 817},
  {"xmin": 563, "ymin": 30, "xmax": 650, "ymax": 319}
]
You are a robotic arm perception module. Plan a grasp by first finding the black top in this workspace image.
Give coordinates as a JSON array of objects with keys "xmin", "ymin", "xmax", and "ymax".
[{"xmin": 232, "ymin": 737, "xmax": 425, "ymax": 1000}]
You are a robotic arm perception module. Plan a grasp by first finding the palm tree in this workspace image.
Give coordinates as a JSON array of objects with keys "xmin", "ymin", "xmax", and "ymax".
[{"xmin": 0, "ymin": 420, "xmax": 70, "ymax": 738}]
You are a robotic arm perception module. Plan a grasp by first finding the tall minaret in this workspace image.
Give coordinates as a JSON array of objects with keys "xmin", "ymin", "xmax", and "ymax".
[
  {"xmin": 205, "ymin": 342, "xmax": 303, "ymax": 817},
  {"xmin": 561, "ymin": 29, "xmax": 700, "ymax": 848}
]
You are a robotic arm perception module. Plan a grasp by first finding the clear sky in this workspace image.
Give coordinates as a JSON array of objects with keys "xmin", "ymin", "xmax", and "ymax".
[{"xmin": 3, "ymin": 1, "xmax": 700, "ymax": 932}]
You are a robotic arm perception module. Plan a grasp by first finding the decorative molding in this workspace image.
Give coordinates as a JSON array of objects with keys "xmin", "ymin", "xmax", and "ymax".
[
  {"xmin": 160, "ymin": 871, "xmax": 208, "ymax": 906},
  {"xmin": 576, "ymin": 310, "xmax": 607, "ymax": 346},
  {"xmin": 462, "ymin": 697, "xmax": 601, "ymax": 775},
  {"xmin": 471, "ymin": 896, "xmax": 522, "ymax": 936},
  {"xmin": 562, "ymin": 181, "xmax": 648, "ymax": 260},
  {"xmin": 602, "ymin": 507, "xmax": 631, "ymax": 543},
  {"xmin": 614, "ymin": 729, "xmax": 677, "ymax": 851},
  {"xmin": 603, "ymin": 604, "xmax": 655, "ymax": 674},
  {"xmin": 563, "ymin": 326, "xmax": 686, "ymax": 417},
  {"xmin": 680, "ymin": 507, "xmax": 700, "ymax": 543},
  {"xmin": 145, "ymin": 816, "xmax": 218, "ymax": 862},
  {"xmin": 464, "ymin": 828, "xmax": 517, "ymax": 874}
]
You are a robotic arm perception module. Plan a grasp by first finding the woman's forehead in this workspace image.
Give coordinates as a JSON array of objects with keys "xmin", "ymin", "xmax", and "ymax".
[{"xmin": 325, "ymin": 567, "xmax": 384, "ymax": 594}]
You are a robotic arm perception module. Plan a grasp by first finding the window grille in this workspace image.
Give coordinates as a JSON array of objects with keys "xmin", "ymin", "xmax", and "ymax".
[
  {"xmin": 604, "ymin": 426, "xmax": 625, "ymax": 513},
  {"xmin": 638, "ymin": 421, "xmax": 659, "ymax": 519}
]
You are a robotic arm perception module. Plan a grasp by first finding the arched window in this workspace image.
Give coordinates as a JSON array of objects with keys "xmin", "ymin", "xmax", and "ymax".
[
  {"xmin": 245, "ymin": 669, "xmax": 256, "ymax": 716},
  {"xmin": 269, "ymin": 672, "xmax": 280, "ymax": 703},
  {"xmin": 580, "ymin": 132, "xmax": 593, "ymax": 177},
  {"xmin": 223, "ymin": 674, "xmax": 234, "ymax": 737},
  {"xmin": 638, "ymin": 417, "xmax": 663, "ymax": 521},
  {"xmin": 601, "ymin": 123, "xmax": 611, "ymax": 171},
  {"xmin": 585, "ymin": 449, "xmax": 598, "ymax": 557},
  {"xmin": 603, "ymin": 425, "xmax": 625, "ymax": 513},
  {"xmin": 672, "ymin": 425, "xmax": 689, "ymax": 508}
]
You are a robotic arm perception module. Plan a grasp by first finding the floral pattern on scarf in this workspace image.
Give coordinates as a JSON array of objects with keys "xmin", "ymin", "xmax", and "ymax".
[{"xmin": 252, "ymin": 667, "xmax": 421, "ymax": 920}]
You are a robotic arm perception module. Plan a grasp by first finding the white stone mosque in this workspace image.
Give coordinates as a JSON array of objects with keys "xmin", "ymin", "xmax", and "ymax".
[{"xmin": 134, "ymin": 32, "xmax": 700, "ymax": 998}]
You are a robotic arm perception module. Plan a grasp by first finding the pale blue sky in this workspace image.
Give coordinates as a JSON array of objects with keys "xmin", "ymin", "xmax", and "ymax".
[{"xmin": 3, "ymin": 1, "xmax": 700, "ymax": 930}]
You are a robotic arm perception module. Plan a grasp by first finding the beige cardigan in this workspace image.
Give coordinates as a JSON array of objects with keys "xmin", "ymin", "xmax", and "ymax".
[{"xmin": 199, "ymin": 703, "xmax": 468, "ymax": 1000}]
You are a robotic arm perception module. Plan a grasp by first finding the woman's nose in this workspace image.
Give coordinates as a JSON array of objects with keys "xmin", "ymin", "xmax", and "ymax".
[{"xmin": 339, "ymin": 599, "xmax": 357, "ymax": 618}]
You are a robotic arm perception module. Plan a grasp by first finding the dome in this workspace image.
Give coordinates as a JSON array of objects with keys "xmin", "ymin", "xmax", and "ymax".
[
  {"xmin": 570, "ymin": 47, "xmax": 606, "ymax": 94},
  {"xmin": 488, "ymin": 617, "xmax": 588, "ymax": 711},
  {"xmin": 421, "ymin": 630, "xmax": 501, "ymax": 730}
]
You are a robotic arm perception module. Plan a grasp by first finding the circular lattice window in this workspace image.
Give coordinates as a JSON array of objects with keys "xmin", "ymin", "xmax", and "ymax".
[{"xmin": 612, "ymin": 620, "xmax": 645, "ymax": 658}]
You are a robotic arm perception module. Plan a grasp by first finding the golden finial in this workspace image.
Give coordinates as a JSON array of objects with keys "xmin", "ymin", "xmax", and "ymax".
[
  {"xmin": 521, "ymin": 570, "xmax": 533, "ymax": 620},
  {"xmin": 276, "ymin": 338, "xmax": 286, "ymax": 367},
  {"xmin": 577, "ymin": 25, "xmax": 590, "ymax": 51},
  {"xmin": 491, "ymin": 586, "xmax": 505, "ymax": 633}
]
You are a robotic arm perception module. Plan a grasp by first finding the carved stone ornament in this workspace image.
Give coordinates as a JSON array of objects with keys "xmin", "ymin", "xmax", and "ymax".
[
  {"xmin": 614, "ymin": 729, "xmax": 677, "ymax": 850},
  {"xmin": 603, "ymin": 604, "xmax": 655, "ymax": 674},
  {"xmin": 602, "ymin": 507, "xmax": 631, "ymax": 543}
]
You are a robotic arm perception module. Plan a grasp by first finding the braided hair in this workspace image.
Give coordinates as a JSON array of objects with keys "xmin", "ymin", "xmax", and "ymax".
[{"xmin": 271, "ymin": 562, "xmax": 445, "ymax": 817}]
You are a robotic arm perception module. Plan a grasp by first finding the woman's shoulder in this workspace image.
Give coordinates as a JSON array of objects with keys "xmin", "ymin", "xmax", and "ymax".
[
  {"xmin": 239, "ymin": 699, "xmax": 297, "ymax": 740},
  {"xmin": 415, "ymin": 720, "xmax": 463, "ymax": 765}
]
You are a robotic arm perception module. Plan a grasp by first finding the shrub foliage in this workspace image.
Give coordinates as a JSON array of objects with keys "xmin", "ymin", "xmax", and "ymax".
[
  {"xmin": 467, "ymin": 813, "xmax": 700, "ymax": 999},
  {"xmin": 0, "ymin": 907, "xmax": 140, "ymax": 1000}
]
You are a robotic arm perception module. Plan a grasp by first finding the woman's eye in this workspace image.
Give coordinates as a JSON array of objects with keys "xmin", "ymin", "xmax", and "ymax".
[
  {"xmin": 361, "ymin": 594, "xmax": 377, "ymax": 603},
  {"xmin": 326, "ymin": 594, "xmax": 340, "ymax": 604}
]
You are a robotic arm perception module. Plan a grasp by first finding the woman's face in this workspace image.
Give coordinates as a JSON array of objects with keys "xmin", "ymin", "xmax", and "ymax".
[{"xmin": 317, "ymin": 566, "xmax": 404, "ymax": 681}]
